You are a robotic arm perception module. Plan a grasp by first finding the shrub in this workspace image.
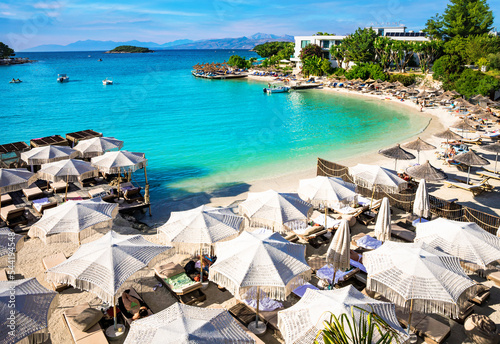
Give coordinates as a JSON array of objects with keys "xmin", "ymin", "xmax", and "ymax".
[
  {"xmin": 488, "ymin": 53, "xmax": 500, "ymax": 70},
  {"xmin": 345, "ymin": 64, "xmax": 387, "ymax": 81},
  {"xmin": 389, "ymin": 74, "xmax": 417, "ymax": 86},
  {"xmin": 454, "ymin": 69, "xmax": 500, "ymax": 97}
]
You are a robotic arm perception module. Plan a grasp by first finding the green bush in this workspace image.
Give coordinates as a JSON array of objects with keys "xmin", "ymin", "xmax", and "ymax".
[
  {"xmin": 227, "ymin": 55, "xmax": 251, "ymax": 69},
  {"xmin": 388, "ymin": 74, "xmax": 417, "ymax": 86},
  {"xmin": 454, "ymin": 69, "xmax": 500, "ymax": 98},
  {"xmin": 488, "ymin": 53, "xmax": 500, "ymax": 70},
  {"xmin": 345, "ymin": 64, "xmax": 387, "ymax": 80}
]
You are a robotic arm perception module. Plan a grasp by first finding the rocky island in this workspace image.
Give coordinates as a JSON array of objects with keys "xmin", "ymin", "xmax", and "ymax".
[{"xmin": 105, "ymin": 45, "xmax": 154, "ymax": 53}]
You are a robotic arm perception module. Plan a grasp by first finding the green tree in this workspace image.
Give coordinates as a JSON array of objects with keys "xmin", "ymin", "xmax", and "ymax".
[
  {"xmin": 321, "ymin": 58, "xmax": 334, "ymax": 75},
  {"xmin": 374, "ymin": 37, "xmax": 393, "ymax": 71},
  {"xmin": 0, "ymin": 42, "xmax": 15, "ymax": 58},
  {"xmin": 488, "ymin": 52, "xmax": 500, "ymax": 69},
  {"xmin": 394, "ymin": 41, "xmax": 416, "ymax": 73},
  {"xmin": 330, "ymin": 43, "xmax": 348, "ymax": 69},
  {"xmin": 414, "ymin": 40, "xmax": 443, "ymax": 73},
  {"xmin": 253, "ymin": 42, "xmax": 294, "ymax": 58},
  {"xmin": 300, "ymin": 44, "xmax": 323, "ymax": 62},
  {"xmin": 227, "ymin": 55, "xmax": 250, "ymax": 69},
  {"xmin": 432, "ymin": 55, "xmax": 465, "ymax": 88},
  {"xmin": 342, "ymin": 28, "xmax": 378, "ymax": 64},
  {"xmin": 424, "ymin": 0, "xmax": 494, "ymax": 39},
  {"xmin": 345, "ymin": 64, "xmax": 387, "ymax": 80},
  {"xmin": 302, "ymin": 55, "xmax": 324, "ymax": 77},
  {"xmin": 454, "ymin": 68, "xmax": 500, "ymax": 97}
]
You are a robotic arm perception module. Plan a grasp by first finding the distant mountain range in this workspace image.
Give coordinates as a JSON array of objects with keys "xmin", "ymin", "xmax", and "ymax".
[{"xmin": 20, "ymin": 33, "xmax": 294, "ymax": 52}]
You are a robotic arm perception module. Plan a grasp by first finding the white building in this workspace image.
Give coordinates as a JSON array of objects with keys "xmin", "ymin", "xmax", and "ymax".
[{"xmin": 291, "ymin": 25, "xmax": 428, "ymax": 68}]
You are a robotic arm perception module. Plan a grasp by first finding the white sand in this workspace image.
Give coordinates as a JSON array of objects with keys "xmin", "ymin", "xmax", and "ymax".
[{"xmin": 10, "ymin": 77, "xmax": 500, "ymax": 344}]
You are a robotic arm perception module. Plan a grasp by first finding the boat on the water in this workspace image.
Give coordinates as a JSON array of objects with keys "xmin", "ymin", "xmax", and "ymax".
[
  {"xmin": 102, "ymin": 78, "xmax": 113, "ymax": 85},
  {"xmin": 57, "ymin": 74, "xmax": 69, "ymax": 83},
  {"xmin": 263, "ymin": 82, "xmax": 290, "ymax": 94},
  {"xmin": 98, "ymin": 59, "xmax": 102, "ymax": 62},
  {"xmin": 9, "ymin": 79, "xmax": 22, "ymax": 83}
]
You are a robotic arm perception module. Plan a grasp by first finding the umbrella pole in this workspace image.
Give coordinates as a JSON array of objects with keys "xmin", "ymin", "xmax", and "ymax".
[
  {"xmin": 331, "ymin": 268, "xmax": 336, "ymax": 289},
  {"xmin": 65, "ymin": 174, "xmax": 69, "ymax": 201},
  {"xmin": 370, "ymin": 185, "xmax": 376, "ymax": 209},
  {"xmin": 200, "ymin": 242, "xmax": 203, "ymax": 284},
  {"xmin": 395, "ymin": 159, "xmax": 397, "ymax": 171},
  {"xmin": 467, "ymin": 166, "xmax": 471, "ymax": 185},
  {"xmin": 144, "ymin": 166, "xmax": 151, "ymax": 216},
  {"xmin": 325, "ymin": 204, "xmax": 328, "ymax": 230},
  {"xmin": 495, "ymin": 153, "xmax": 498, "ymax": 173},
  {"xmin": 255, "ymin": 287, "xmax": 261, "ymax": 328},
  {"xmin": 407, "ymin": 299, "xmax": 414, "ymax": 335},
  {"xmin": 113, "ymin": 296, "xmax": 118, "ymax": 331}
]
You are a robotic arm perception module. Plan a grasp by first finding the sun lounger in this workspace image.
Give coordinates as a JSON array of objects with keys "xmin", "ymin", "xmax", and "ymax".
[
  {"xmin": 42, "ymin": 253, "xmax": 69, "ymax": 292},
  {"xmin": 123, "ymin": 188, "xmax": 144, "ymax": 203},
  {"xmin": 477, "ymin": 170, "xmax": 500, "ymax": 181},
  {"xmin": 1, "ymin": 205, "xmax": 28, "ymax": 228},
  {"xmin": 0, "ymin": 193, "xmax": 12, "ymax": 207},
  {"xmin": 292, "ymin": 283, "xmax": 319, "ymax": 299},
  {"xmin": 154, "ymin": 266, "xmax": 205, "ymax": 305},
  {"xmin": 444, "ymin": 180, "xmax": 488, "ymax": 196},
  {"xmin": 118, "ymin": 287, "xmax": 153, "ymax": 326},
  {"xmin": 32, "ymin": 198, "xmax": 57, "ymax": 216},
  {"xmin": 462, "ymin": 137, "xmax": 482, "ymax": 145},
  {"xmin": 88, "ymin": 188, "xmax": 107, "ymax": 199},
  {"xmin": 391, "ymin": 223, "xmax": 416, "ymax": 242},
  {"xmin": 50, "ymin": 181, "xmax": 67, "ymax": 194},
  {"xmin": 23, "ymin": 185, "xmax": 44, "ymax": 201},
  {"xmin": 351, "ymin": 233, "xmax": 382, "ymax": 252},
  {"xmin": 66, "ymin": 192, "xmax": 87, "ymax": 201},
  {"xmin": 63, "ymin": 303, "xmax": 107, "ymax": 344}
]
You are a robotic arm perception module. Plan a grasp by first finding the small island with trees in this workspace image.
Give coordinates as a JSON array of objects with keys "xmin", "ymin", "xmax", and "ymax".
[
  {"xmin": 105, "ymin": 45, "xmax": 154, "ymax": 53},
  {"xmin": 0, "ymin": 42, "xmax": 34, "ymax": 65}
]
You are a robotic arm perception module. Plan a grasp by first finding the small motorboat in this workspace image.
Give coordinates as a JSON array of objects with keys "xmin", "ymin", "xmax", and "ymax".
[
  {"xmin": 102, "ymin": 78, "xmax": 113, "ymax": 85},
  {"xmin": 263, "ymin": 82, "xmax": 290, "ymax": 94},
  {"xmin": 57, "ymin": 74, "xmax": 69, "ymax": 83},
  {"xmin": 98, "ymin": 58, "xmax": 102, "ymax": 62},
  {"xmin": 9, "ymin": 79, "xmax": 22, "ymax": 83}
]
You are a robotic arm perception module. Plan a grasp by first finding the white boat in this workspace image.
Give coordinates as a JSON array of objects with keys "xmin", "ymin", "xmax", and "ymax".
[
  {"xmin": 263, "ymin": 83, "xmax": 290, "ymax": 94},
  {"xmin": 57, "ymin": 74, "xmax": 69, "ymax": 83},
  {"xmin": 102, "ymin": 78, "xmax": 113, "ymax": 85}
]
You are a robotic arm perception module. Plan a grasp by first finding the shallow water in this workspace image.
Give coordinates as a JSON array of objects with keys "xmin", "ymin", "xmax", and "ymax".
[{"xmin": 1, "ymin": 50, "xmax": 428, "ymax": 222}]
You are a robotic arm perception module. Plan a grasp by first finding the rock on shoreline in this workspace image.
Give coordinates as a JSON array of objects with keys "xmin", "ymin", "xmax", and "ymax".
[{"xmin": 0, "ymin": 57, "xmax": 35, "ymax": 65}]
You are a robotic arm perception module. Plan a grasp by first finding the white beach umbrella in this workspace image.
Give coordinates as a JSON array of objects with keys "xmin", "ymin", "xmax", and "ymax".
[
  {"xmin": 0, "ymin": 227, "xmax": 24, "ymax": 258},
  {"xmin": 364, "ymin": 241, "xmax": 476, "ymax": 331},
  {"xmin": 0, "ymin": 168, "xmax": 37, "ymax": 214},
  {"xmin": 0, "ymin": 278, "xmax": 58, "ymax": 344},
  {"xmin": 413, "ymin": 179, "xmax": 430, "ymax": 220},
  {"xmin": 20, "ymin": 145, "xmax": 78, "ymax": 166},
  {"xmin": 28, "ymin": 198, "xmax": 118, "ymax": 244},
  {"xmin": 46, "ymin": 230, "xmax": 173, "ymax": 329},
  {"xmin": 157, "ymin": 205, "xmax": 243, "ymax": 282},
  {"xmin": 74, "ymin": 137, "xmax": 124, "ymax": 158},
  {"xmin": 326, "ymin": 219, "xmax": 350, "ymax": 286},
  {"xmin": 209, "ymin": 230, "xmax": 311, "ymax": 333},
  {"xmin": 238, "ymin": 190, "xmax": 312, "ymax": 233},
  {"xmin": 277, "ymin": 286, "xmax": 408, "ymax": 344},
  {"xmin": 374, "ymin": 197, "xmax": 391, "ymax": 242},
  {"xmin": 298, "ymin": 176, "xmax": 357, "ymax": 226},
  {"xmin": 36, "ymin": 159, "xmax": 98, "ymax": 200},
  {"xmin": 415, "ymin": 218, "xmax": 500, "ymax": 273},
  {"xmin": 349, "ymin": 164, "xmax": 407, "ymax": 194},
  {"xmin": 90, "ymin": 150, "xmax": 147, "ymax": 174},
  {"xmin": 124, "ymin": 303, "xmax": 255, "ymax": 344}
]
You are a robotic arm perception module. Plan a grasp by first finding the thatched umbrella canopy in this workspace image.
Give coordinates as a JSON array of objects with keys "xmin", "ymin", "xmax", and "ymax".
[
  {"xmin": 454, "ymin": 150, "xmax": 490, "ymax": 183},
  {"xmin": 402, "ymin": 137, "xmax": 436, "ymax": 163},
  {"xmin": 375, "ymin": 79, "xmax": 384, "ymax": 83},
  {"xmin": 454, "ymin": 98, "xmax": 473, "ymax": 108},
  {"xmin": 406, "ymin": 88, "xmax": 419, "ymax": 95},
  {"xmin": 354, "ymin": 78, "xmax": 364, "ymax": 83},
  {"xmin": 434, "ymin": 128, "xmax": 463, "ymax": 142},
  {"xmin": 417, "ymin": 91, "xmax": 430, "ymax": 98},
  {"xmin": 392, "ymin": 81, "xmax": 404, "ymax": 88},
  {"xmin": 365, "ymin": 78, "xmax": 375, "ymax": 83},
  {"xmin": 427, "ymin": 88, "xmax": 438, "ymax": 93},
  {"xmin": 483, "ymin": 142, "xmax": 500, "ymax": 172},
  {"xmin": 452, "ymin": 119, "xmax": 477, "ymax": 132},
  {"xmin": 406, "ymin": 160, "xmax": 447, "ymax": 182},
  {"xmin": 474, "ymin": 110, "xmax": 498, "ymax": 121},
  {"xmin": 378, "ymin": 144, "xmax": 416, "ymax": 170}
]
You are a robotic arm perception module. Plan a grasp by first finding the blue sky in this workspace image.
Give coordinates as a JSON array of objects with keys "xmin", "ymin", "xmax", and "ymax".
[{"xmin": 1, "ymin": 0, "xmax": 499, "ymax": 50}]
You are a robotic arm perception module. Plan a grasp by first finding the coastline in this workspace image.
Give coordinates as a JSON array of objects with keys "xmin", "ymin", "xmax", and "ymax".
[{"xmin": 203, "ymin": 74, "xmax": 500, "ymax": 217}]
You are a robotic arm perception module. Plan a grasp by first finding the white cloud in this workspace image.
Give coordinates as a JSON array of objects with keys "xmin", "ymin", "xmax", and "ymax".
[
  {"xmin": 1, "ymin": 11, "xmax": 14, "ymax": 16},
  {"xmin": 33, "ymin": 1, "xmax": 64, "ymax": 10}
]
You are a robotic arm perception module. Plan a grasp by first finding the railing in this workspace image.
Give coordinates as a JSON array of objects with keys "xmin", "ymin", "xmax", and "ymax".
[{"xmin": 317, "ymin": 157, "xmax": 500, "ymax": 234}]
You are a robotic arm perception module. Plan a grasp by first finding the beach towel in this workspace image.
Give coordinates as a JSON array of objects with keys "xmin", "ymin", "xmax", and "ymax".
[
  {"xmin": 350, "ymin": 259, "xmax": 366, "ymax": 273},
  {"xmin": 356, "ymin": 235, "xmax": 382, "ymax": 250},
  {"xmin": 242, "ymin": 287, "xmax": 283, "ymax": 311},
  {"xmin": 312, "ymin": 215, "xmax": 341, "ymax": 229},
  {"xmin": 292, "ymin": 283, "xmax": 319, "ymax": 298},
  {"xmin": 33, "ymin": 197, "xmax": 50, "ymax": 212},
  {"xmin": 316, "ymin": 265, "xmax": 352, "ymax": 284}
]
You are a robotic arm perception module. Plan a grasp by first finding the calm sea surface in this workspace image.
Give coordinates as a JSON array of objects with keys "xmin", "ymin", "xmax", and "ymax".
[{"xmin": 1, "ymin": 50, "xmax": 428, "ymax": 223}]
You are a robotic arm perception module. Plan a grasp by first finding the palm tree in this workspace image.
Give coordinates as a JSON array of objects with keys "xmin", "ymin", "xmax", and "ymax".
[{"xmin": 316, "ymin": 307, "xmax": 402, "ymax": 344}]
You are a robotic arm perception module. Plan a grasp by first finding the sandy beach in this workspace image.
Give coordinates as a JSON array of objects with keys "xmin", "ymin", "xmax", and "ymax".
[{"xmin": 11, "ymin": 75, "xmax": 500, "ymax": 344}]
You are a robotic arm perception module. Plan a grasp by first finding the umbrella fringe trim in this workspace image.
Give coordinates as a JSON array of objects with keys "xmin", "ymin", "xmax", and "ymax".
[
  {"xmin": 209, "ymin": 270, "xmax": 311, "ymax": 301},
  {"xmin": 37, "ymin": 170, "xmax": 98, "ymax": 183},
  {"xmin": 367, "ymin": 279, "xmax": 477, "ymax": 318},
  {"xmin": 28, "ymin": 222, "xmax": 112, "ymax": 244}
]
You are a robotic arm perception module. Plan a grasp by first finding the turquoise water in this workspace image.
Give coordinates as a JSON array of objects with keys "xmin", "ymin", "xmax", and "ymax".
[{"xmin": 1, "ymin": 50, "xmax": 428, "ymax": 222}]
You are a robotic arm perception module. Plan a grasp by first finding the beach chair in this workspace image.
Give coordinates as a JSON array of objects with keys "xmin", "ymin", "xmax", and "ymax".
[
  {"xmin": 50, "ymin": 181, "xmax": 67, "ymax": 194},
  {"xmin": 87, "ymin": 188, "xmax": 107, "ymax": 199},
  {"xmin": 154, "ymin": 264, "xmax": 205, "ymax": 305},
  {"xmin": 32, "ymin": 198, "xmax": 57, "ymax": 216},
  {"xmin": 23, "ymin": 185, "xmax": 44, "ymax": 201},
  {"xmin": 0, "ymin": 205, "xmax": 28, "ymax": 228},
  {"xmin": 63, "ymin": 303, "xmax": 107, "ymax": 344},
  {"xmin": 391, "ymin": 223, "xmax": 416, "ymax": 242},
  {"xmin": 66, "ymin": 192, "xmax": 87, "ymax": 201},
  {"xmin": 462, "ymin": 137, "xmax": 482, "ymax": 145},
  {"xmin": 42, "ymin": 253, "xmax": 69, "ymax": 292},
  {"xmin": 0, "ymin": 193, "xmax": 12, "ymax": 207},
  {"xmin": 477, "ymin": 170, "xmax": 500, "ymax": 181},
  {"xmin": 444, "ymin": 180, "xmax": 488, "ymax": 196},
  {"xmin": 118, "ymin": 287, "xmax": 153, "ymax": 326},
  {"xmin": 123, "ymin": 188, "xmax": 144, "ymax": 203}
]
